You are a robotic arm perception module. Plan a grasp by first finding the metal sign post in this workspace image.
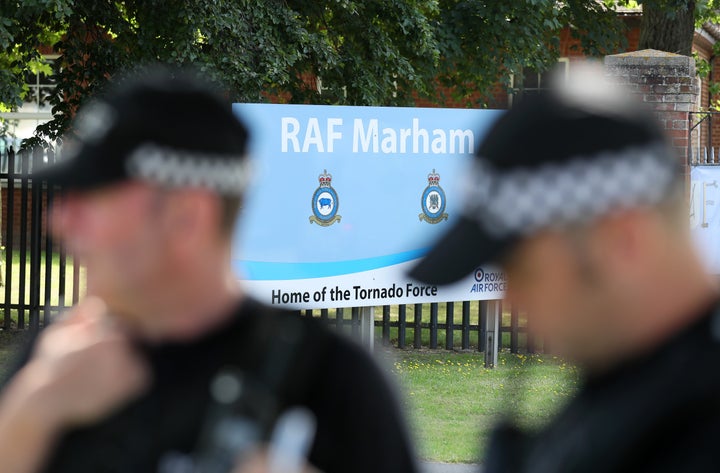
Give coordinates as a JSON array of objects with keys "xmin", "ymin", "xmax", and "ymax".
[
  {"xmin": 360, "ymin": 306, "xmax": 375, "ymax": 351},
  {"xmin": 484, "ymin": 300, "xmax": 500, "ymax": 368}
]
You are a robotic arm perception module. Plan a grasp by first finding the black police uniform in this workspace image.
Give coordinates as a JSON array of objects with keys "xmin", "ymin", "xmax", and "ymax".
[
  {"xmin": 406, "ymin": 65, "xmax": 719, "ymax": 473},
  {"xmin": 485, "ymin": 300, "xmax": 720, "ymax": 473},
  {"xmin": 2, "ymin": 299, "xmax": 418, "ymax": 473}
]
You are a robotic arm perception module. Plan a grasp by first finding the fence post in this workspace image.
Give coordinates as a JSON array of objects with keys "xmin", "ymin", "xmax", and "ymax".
[
  {"xmin": 484, "ymin": 300, "xmax": 500, "ymax": 368},
  {"xmin": 42, "ymin": 146, "xmax": 55, "ymax": 324},
  {"xmin": 413, "ymin": 303, "xmax": 422, "ymax": 348},
  {"xmin": 445, "ymin": 301, "xmax": 454, "ymax": 350},
  {"xmin": 430, "ymin": 303, "xmax": 438, "ymax": 349},
  {"xmin": 335, "ymin": 307, "xmax": 344, "ymax": 330},
  {"xmin": 3, "ymin": 148, "xmax": 15, "ymax": 329},
  {"xmin": 58, "ymin": 241, "xmax": 67, "ymax": 309},
  {"xmin": 351, "ymin": 307, "xmax": 360, "ymax": 337},
  {"xmin": 478, "ymin": 300, "xmax": 487, "ymax": 352},
  {"xmin": 18, "ymin": 149, "xmax": 30, "ymax": 329},
  {"xmin": 398, "ymin": 304, "xmax": 407, "ymax": 349},
  {"xmin": 382, "ymin": 305, "xmax": 390, "ymax": 345},
  {"xmin": 43, "ymin": 184, "xmax": 53, "ymax": 324},
  {"xmin": 360, "ymin": 305, "xmax": 374, "ymax": 351},
  {"xmin": 28, "ymin": 148, "xmax": 43, "ymax": 330},
  {"xmin": 461, "ymin": 301, "xmax": 470, "ymax": 350},
  {"xmin": 71, "ymin": 251, "xmax": 80, "ymax": 305}
]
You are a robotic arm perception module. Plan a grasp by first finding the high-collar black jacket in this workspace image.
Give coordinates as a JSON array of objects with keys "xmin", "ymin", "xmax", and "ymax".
[
  {"xmin": 486, "ymin": 300, "xmax": 720, "ymax": 473},
  {"xmin": 2, "ymin": 299, "xmax": 418, "ymax": 473}
]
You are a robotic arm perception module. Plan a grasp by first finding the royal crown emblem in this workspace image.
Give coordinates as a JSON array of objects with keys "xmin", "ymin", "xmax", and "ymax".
[
  {"xmin": 310, "ymin": 169, "xmax": 341, "ymax": 226},
  {"xmin": 419, "ymin": 169, "xmax": 448, "ymax": 224}
]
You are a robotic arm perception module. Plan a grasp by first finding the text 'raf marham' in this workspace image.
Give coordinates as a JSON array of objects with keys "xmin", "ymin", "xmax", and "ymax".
[{"xmin": 281, "ymin": 117, "xmax": 475, "ymax": 155}]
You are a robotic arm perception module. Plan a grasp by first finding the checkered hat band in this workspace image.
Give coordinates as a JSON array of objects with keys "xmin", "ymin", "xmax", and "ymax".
[
  {"xmin": 126, "ymin": 144, "xmax": 249, "ymax": 195},
  {"xmin": 463, "ymin": 145, "xmax": 676, "ymax": 238}
]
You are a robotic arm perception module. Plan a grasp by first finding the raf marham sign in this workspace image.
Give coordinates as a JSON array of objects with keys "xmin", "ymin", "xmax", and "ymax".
[{"xmin": 232, "ymin": 104, "xmax": 503, "ymax": 309}]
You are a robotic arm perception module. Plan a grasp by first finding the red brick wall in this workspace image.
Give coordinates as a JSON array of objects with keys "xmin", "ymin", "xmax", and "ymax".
[{"xmin": 606, "ymin": 51, "xmax": 697, "ymax": 182}]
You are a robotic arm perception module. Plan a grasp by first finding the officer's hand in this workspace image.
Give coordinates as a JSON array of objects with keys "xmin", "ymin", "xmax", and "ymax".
[{"xmin": 17, "ymin": 297, "xmax": 151, "ymax": 429}]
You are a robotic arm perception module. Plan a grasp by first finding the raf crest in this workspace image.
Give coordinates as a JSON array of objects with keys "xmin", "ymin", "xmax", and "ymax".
[
  {"xmin": 310, "ymin": 169, "xmax": 341, "ymax": 226},
  {"xmin": 419, "ymin": 169, "xmax": 448, "ymax": 224}
]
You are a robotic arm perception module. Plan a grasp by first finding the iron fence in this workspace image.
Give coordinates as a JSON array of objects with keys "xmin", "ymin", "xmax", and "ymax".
[
  {"xmin": 1, "ymin": 145, "xmax": 80, "ymax": 330},
  {"xmin": 689, "ymin": 111, "xmax": 720, "ymax": 166},
  {"xmin": 298, "ymin": 302, "xmax": 539, "ymax": 352}
]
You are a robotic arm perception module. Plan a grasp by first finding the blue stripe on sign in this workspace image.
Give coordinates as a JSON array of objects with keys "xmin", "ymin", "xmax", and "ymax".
[{"xmin": 234, "ymin": 248, "xmax": 429, "ymax": 280}]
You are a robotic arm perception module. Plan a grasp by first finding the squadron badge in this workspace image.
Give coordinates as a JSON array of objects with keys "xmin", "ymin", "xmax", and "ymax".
[
  {"xmin": 419, "ymin": 169, "xmax": 448, "ymax": 224},
  {"xmin": 310, "ymin": 169, "xmax": 341, "ymax": 226}
]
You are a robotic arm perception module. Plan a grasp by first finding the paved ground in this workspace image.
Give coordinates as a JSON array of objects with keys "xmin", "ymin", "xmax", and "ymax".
[{"xmin": 422, "ymin": 462, "xmax": 480, "ymax": 473}]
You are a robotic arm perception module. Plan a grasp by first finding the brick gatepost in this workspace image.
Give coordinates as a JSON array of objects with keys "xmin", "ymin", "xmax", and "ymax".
[{"xmin": 605, "ymin": 49, "xmax": 698, "ymax": 183}]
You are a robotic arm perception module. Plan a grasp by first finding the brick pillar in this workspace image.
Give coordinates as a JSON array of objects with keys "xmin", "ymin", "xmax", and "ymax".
[{"xmin": 605, "ymin": 49, "xmax": 698, "ymax": 179}]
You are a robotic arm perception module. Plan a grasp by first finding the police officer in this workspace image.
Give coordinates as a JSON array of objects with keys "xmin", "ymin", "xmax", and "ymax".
[
  {"xmin": 411, "ymin": 67, "xmax": 720, "ymax": 471},
  {"xmin": 0, "ymin": 68, "xmax": 417, "ymax": 473}
]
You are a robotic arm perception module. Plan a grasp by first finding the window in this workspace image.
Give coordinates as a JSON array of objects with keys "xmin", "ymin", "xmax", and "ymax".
[
  {"xmin": 316, "ymin": 76, "xmax": 347, "ymax": 102},
  {"xmin": 0, "ymin": 55, "xmax": 57, "ymax": 142},
  {"xmin": 509, "ymin": 58, "xmax": 569, "ymax": 106},
  {"xmin": 21, "ymin": 55, "xmax": 58, "ymax": 114}
]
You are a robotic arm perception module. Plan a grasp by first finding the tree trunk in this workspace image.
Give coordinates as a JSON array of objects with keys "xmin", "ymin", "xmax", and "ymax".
[{"xmin": 639, "ymin": 0, "xmax": 696, "ymax": 56}]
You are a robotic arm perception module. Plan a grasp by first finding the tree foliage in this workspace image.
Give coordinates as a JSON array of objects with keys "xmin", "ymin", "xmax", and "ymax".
[
  {"xmin": 1, "ymin": 0, "xmax": 439, "ymax": 146},
  {"xmin": 1, "ymin": 0, "xmax": 717, "ymax": 146},
  {"xmin": 433, "ymin": 0, "xmax": 628, "ymax": 105}
]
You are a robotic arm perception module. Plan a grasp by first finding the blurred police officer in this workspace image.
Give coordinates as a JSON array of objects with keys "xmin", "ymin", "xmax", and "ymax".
[
  {"xmin": 0, "ymin": 68, "xmax": 417, "ymax": 473},
  {"xmin": 411, "ymin": 66, "xmax": 720, "ymax": 472}
]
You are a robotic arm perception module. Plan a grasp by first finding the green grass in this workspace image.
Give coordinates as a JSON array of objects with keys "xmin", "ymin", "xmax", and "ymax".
[
  {"xmin": 385, "ymin": 349, "xmax": 580, "ymax": 463},
  {"xmin": 1, "ymin": 250, "xmax": 86, "ymax": 306},
  {"xmin": 0, "ymin": 250, "xmax": 86, "ymax": 327}
]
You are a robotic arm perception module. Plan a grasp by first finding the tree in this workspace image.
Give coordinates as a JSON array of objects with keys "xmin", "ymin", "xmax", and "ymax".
[
  {"xmin": 0, "ymin": 0, "xmax": 439, "ymax": 147},
  {"xmin": 4, "ymin": 0, "xmax": 714, "ymax": 147},
  {"xmin": 639, "ymin": 0, "xmax": 698, "ymax": 55},
  {"xmin": 611, "ymin": 0, "xmax": 720, "ymax": 56}
]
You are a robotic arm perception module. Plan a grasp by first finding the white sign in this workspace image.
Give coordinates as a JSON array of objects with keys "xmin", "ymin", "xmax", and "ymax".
[
  {"xmin": 691, "ymin": 166, "xmax": 720, "ymax": 274},
  {"xmin": 231, "ymin": 104, "xmax": 504, "ymax": 308}
]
